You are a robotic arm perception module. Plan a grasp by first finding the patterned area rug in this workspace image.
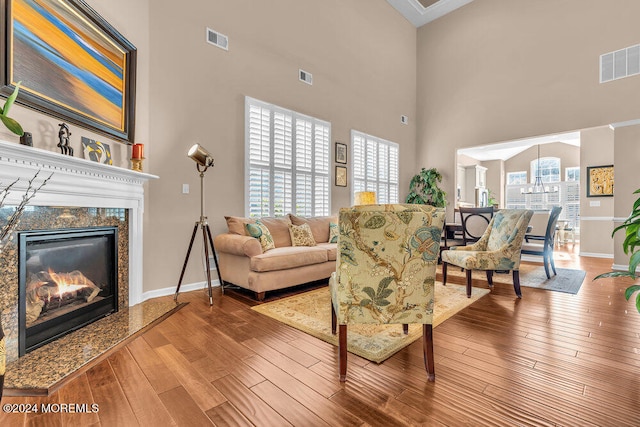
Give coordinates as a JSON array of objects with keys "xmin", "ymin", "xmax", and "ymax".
[
  {"xmin": 440, "ymin": 263, "xmax": 586, "ymax": 295},
  {"xmin": 252, "ymin": 283, "xmax": 489, "ymax": 363}
]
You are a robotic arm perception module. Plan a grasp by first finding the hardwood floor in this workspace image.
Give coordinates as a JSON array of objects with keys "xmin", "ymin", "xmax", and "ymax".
[{"xmin": 2, "ymin": 246, "xmax": 639, "ymax": 426}]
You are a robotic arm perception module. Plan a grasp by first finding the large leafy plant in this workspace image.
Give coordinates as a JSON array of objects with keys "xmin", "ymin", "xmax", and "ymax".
[
  {"xmin": 0, "ymin": 82, "xmax": 24, "ymax": 136},
  {"xmin": 595, "ymin": 188, "xmax": 640, "ymax": 313},
  {"xmin": 406, "ymin": 167, "xmax": 447, "ymax": 208}
]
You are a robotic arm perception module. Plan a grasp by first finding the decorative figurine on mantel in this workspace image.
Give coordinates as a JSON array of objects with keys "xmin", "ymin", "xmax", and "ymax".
[{"xmin": 57, "ymin": 123, "xmax": 73, "ymax": 156}]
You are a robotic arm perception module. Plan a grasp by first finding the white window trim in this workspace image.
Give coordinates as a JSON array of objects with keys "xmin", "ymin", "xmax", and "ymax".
[
  {"xmin": 244, "ymin": 97, "xmax": 331, "ymax": 218},
  {"xmin": 351, "ymin": 130, "xmax": 399, "ymax": 205},
  {"xmin": 531, "ymin": 157, "xmax": 561, "ymax": 183}
]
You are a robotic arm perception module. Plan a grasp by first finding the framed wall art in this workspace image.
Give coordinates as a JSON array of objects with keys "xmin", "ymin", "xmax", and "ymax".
[
  {"xmin": 587, "ymin": 165, "xmax": 614, "ymax": 197},
  {"xmin": 0, "ymin": 0, "xmax": 137, "ymax": 143},
  {"xmin": 335, "ymin": 142, "xmax": 347, "ymax": 164},
  {"xmin": 335, "ymin": 166, "xmax": 347, "ymax": 187}
]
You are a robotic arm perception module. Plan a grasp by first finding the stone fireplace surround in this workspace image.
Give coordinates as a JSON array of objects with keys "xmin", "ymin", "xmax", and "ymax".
[{"xmin": 0, "ymin": 139, "xmax": 168, "ymax": 391}]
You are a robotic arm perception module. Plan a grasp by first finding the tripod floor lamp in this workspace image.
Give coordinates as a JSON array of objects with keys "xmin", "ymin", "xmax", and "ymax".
[{"xmin": 175, "ymin": 143, "xmax": 223, "ymax": 306}]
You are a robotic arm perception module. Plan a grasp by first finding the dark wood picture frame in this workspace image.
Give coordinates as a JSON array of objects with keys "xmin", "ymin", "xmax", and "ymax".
[
  {"xmin": 0, "ymin": 0, "xmax": 137, "ymax": 143},
  {"xmin": 586, "ymin": 165, "xmax": 614, "ymax": 197},
  {"xmin": 335, "ymin": 166, "xmax": 347, "ymax": 187},
  {"xmin": 335, "ymin": 142, "xmax": 347, "ymax": 164}
]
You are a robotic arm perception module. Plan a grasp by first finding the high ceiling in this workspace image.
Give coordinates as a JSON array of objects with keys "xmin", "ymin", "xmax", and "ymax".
[{"xmin": 387, "ymin": 0, "xmax": 474, "ymax": 27}]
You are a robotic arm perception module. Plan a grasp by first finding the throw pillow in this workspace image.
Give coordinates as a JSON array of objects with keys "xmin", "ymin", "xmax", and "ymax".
[
  {"xmin": 245, "ymin": 220, "xmax": 275, "ymax": 252},
  {"xmin": 289, "ymin": 223, "xmax": 317, "ymax": 246},
  {"xmin": 329, "ymin": 222, "xmax": 339, "ymax": 243}
]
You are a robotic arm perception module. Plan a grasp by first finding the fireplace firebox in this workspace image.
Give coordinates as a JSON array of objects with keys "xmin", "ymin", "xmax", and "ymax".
[{"xmin": 18, "ymin": 227, "xmax": 118, "ymax": 356}]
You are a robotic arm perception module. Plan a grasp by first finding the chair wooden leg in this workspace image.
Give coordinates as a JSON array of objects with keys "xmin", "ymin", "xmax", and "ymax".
[
  {"xmin": 466, "ymin": 269, "xmax": 472, "ymax": 298},
  {"xmin": 550, "ymin": 253, "xmax": 557, "ymax": 276},
  {"xmin": 331, "ymin": 301, "xmax": 337, "ymax": 335},
  {"xmin": 486, "ymin": 270, "xmax": 494, "ymax": 286},
  {"xmin": 403, "ymin": 324, "xmax": 408, "ymax": 335},
  {"xmin": 339, "ymin": 324, "xmax": 347, "ymax": 382},
  {"xmin": 543, "ymin": 255, "xmax": 551, "ymax": 279},
  {"xmin": 442, "ymin": 262, "xmax": 448, "ymax": 285},
  {"xmin": 423, "ymin": 324, "xmax": 435, "ymax": 382},
  {"xmin": 513, "ymin": 270, "xmax": 522, "ymax": 298}
]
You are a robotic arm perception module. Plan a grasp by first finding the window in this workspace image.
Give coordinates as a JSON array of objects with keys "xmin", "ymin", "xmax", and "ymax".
[
  {"xmin": 565, "ymin": 167, "xmax": 580, "ymax": 182},
  {"xmin": 352, "ymin": 130, "xmax": 399, "ymax": 204},
  {"xmin": 507, "ymin": 171, "xmax": 527, "ymax": 185},
  {"xmin": 531, "ymin": 157, "xmax": 560, "ymax": 183},
  {"xmin": 245, "ymin": 97, "xmax": 330, "ymax": 218}
]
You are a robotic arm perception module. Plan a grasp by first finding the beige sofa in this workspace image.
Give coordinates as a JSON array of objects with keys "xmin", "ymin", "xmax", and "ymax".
[{"xmin": 214, "ymin": 214, "xmax": 337, "ymax": 300}]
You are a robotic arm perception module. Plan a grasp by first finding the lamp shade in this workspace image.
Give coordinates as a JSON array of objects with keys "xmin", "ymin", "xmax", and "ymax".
[
  {"xmin": 354, "ymin": 191, "xmax": 377, "ymax": 205},
  {"xmin": 188, "ymin": 144, "xmax": 214, "ymax": 167}
]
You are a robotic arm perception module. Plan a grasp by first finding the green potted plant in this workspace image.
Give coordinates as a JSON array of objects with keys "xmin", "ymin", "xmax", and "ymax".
[
  {"xmin": 0, "ymin": 82, "xmax": 24, "ymax": 136},
  {"xmin": 594, "ymin": 188, "xmax": 640, "ymax": 313},
  {"xmin": 406, "ymin": 167, "xmax": 447, "ymax": 208}
]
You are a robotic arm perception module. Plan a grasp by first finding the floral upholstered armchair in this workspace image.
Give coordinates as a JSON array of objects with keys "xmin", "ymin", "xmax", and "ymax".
[
  {"xmin": 441, "ymin": 209, "xmax": 533, "ymax": 299},
  {"xmin": 329, "ymin": 204, "xmax": 445, "ymax": 382}
]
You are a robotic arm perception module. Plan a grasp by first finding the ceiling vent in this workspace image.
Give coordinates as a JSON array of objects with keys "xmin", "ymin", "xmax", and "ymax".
[
  {"xmin": 600, "ymin": 43, "xmax": 639, "ymax": 83},
  {"xmin": 206, "ymin": 27, "xmax": 228, "ymax": 51},
  {"xmin": 299, "ymin": 69, "xmax": 313, "ymax": 85}
]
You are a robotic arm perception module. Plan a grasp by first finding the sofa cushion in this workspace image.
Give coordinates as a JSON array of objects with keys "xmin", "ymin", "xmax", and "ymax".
[
  {"xmin": 225, "ymin": 216, "xmax": 252, "ymax": 235},
  {"xmin": 289, "ymin": 223, "xmax": 317, "ymax": 246},
  {"xmin": 260, "ymin": 217, "xmax": 293, "ymax": 247},
  {"xmin": 289, "ymin": 214, "xmax": 338, "ymax": 243},
  {"xmin": 250, "ymin": 246, "xmax": 328, "ymax": 272},
  {"xmin": 245, "ymin": 220, "xmax": 275, "ymax": 252},
  {"xmin": 226, "ymin": 215, "xmax": 292, "ymax": 247},
  {"xmin": 317, "ymin": 243, "xmax": 337, "ymax": 261}
]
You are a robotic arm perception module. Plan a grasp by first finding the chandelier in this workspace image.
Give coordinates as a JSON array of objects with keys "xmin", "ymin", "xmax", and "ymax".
[{"xmin": 521, "ymin": 145, "xmax": 559, "ymax": 195}]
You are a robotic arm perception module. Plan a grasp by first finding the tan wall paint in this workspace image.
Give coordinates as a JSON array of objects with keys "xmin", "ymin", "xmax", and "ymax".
[
  {"xmin": 613, "ymin": 124, "xmax": 640, "ymax": 266},
  {"xmin": 580, "ymin": 126, "xmax": 614, "ymax": 256},
  {"xmin": 145, "ymin": 0, "xmax": 418, "ymax": 291},
  {"xmin": 481, "ymin": 159, "xmax": 503, "ymax": 207},
  {"xmin": 416, "ymin": 0, "xmax": 640, "ymax": 217}
]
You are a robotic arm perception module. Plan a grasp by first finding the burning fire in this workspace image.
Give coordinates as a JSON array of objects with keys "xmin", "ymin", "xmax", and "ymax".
[{"xmin": 47, "ymin": 268, "xmax": 94, "ymax": 299}]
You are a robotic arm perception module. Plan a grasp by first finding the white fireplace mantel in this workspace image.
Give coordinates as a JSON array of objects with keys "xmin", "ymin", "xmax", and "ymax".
[{"xmin": 0, "ymin": 139, "xmax": 158, "ymax": 306}]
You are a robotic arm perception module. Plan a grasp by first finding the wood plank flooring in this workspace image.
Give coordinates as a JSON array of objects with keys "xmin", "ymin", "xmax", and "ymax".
[{"xmin": 2, "ymin": 246, "xmax": 639, "ymax": 426}]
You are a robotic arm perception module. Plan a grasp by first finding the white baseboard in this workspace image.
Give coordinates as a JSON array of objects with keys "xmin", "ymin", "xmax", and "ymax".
[
  {"xmin": 579, "ymin": 252, "xmax": 614, "ymax": 259},
  {"xmin": 141, "ymin": 279, "xmax": 221, "ymax": 301}
]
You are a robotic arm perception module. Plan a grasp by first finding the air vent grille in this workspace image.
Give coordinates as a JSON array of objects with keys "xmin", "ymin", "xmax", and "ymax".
[
  {"xmin": 299, "ymin": 69, "xmax": 313, "ymax": 85},
  {"xmin": 600, "ymin": 43, "xmax": 640, "ymax": 83},
  {"xmin": 206, "ymin": 27, "xmax": 228, "ymax": 51}
]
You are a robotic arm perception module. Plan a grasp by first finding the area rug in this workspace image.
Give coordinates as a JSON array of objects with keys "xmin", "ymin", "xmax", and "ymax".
[
  {"xmin": 252, "ymin": 283, "xmax": 489, "ymax": 363},
  {"xmin": 439, "ymin": 264, "xmax": 586, "ymax": 295}
]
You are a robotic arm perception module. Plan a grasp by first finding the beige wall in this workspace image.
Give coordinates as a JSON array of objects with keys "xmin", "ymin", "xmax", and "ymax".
[
  {"xmin": 482, "ymin": 159, "xmax": 503, "ymax": 208},
  {"xmin": 416, "ymin": 0, "xmax": 640, "ymax": 220},
  {"xmin": 580, "ymin": 126, "xmax": 614, "ymax": 256},
  {"xmin": 613, "ymin": 124, "xmax": 640, "ymax": 266},
  {"xmin": 145, "ymin": 0, "xmax": 418, "ymax": 291}
]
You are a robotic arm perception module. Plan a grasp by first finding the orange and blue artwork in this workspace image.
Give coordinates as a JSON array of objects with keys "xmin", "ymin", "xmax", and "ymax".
[{"xmin": 8, "ymin": 0, "xmax": 134, "ymax": 139}]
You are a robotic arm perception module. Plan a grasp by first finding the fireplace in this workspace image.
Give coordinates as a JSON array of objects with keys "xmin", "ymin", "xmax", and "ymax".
[{"xmin": 18, "ymin": 227, "xmax": 119, "ymax": 356}]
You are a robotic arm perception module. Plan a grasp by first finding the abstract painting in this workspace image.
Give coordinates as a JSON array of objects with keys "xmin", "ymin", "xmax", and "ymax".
[
  {"xmin": 82, "ymin": 136, "xmax": 112, "ymax": 165},
  {"xmin": 587, "ymin": 165, "xmax": 614, "ymax": 197},
  {"xmin": 1, "ymin": 0, "xmax": 137, "ymax": 142}
]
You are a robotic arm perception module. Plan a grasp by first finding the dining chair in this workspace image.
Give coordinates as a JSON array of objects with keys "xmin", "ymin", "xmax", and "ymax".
[
  {"xmin": 458, "ymin": 206, "xmax": 495, "ymax": 245},
  {"xmin": 441, "ymin": 209, "xmax": 534, "ymax": 298},
  {"xmin": 522, "ymin": 206, "xmax": 562, "ymax": 279},
  {"xmin": 329, "ymin": 204, "xmax": 445, "ymax": 382}
]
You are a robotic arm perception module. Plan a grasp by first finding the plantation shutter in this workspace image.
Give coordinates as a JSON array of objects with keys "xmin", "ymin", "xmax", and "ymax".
[
  {"xmin": 351, "ymin": 130, "xmax": 399, "ymax": 204},
  {"xmin": 246, "ymin": 97, "xmax": 330, "ymax": 218}
]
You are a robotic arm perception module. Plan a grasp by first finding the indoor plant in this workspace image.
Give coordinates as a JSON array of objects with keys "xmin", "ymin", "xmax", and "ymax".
[
  {"xmin": 406, "ymin": 167, "xmax": 447, "ymax": 207},
  {"xmin": 594, "ymin": 188, "xmax": 640, "ymax": 313},
  {"xmin": 0, "ymin": 82, "xmax": 24, "ymax": 136}
]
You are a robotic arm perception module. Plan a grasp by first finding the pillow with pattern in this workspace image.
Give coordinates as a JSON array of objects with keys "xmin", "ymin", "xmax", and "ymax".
[
  {"xmin": 289, "ymin": 223, "xmax": 317, "ymax": 246},
  {"xmin": 329, "ymin": 222, "xmax": 339, "ymax": 243},
  {"xmin": 245, "ymin": 220, "xmax": 275, "ymax": 252}
]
